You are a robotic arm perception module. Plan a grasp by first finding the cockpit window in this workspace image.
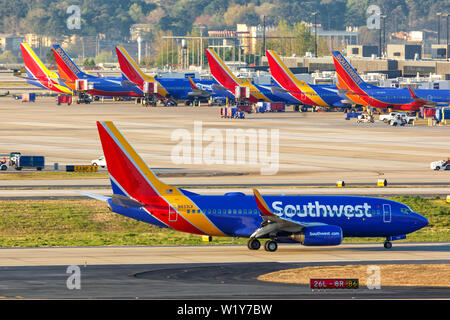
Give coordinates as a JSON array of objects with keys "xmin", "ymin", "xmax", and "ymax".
[{"xmin": 401, "ymin": 207, "xmax": 412, "ymax": 214}]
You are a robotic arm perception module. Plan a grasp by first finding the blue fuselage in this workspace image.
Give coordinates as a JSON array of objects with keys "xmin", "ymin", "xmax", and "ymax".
[
  {"xmin": 349, "ymin": 86, "xmax": 450, "ymax": 106},
  {"xmin": 109, "ymin": 193, "xmax": 428, "ymax": 239}
]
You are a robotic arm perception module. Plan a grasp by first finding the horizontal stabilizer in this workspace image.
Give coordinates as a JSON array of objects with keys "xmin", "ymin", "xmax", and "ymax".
[
  {"xmin": 111, "ymin": 195, "xmax": 144, "ymax": 208},
  {"xmin": 78, "ymin": 191, "xmax": 110, "ymax": 202}
]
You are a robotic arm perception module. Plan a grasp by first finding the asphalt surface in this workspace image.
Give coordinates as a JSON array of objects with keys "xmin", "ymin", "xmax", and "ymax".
[
  {"xmin": 0, "ymin": 243, "xmax": 448, "ymax": 299},
  {"xmin": 0, "ymin": 260, "xmax": 448, "ymax": 299}
]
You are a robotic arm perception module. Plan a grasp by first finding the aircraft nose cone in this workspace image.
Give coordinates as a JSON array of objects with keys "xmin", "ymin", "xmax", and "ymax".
[{"xmin": 415, "ymin": 214, "xmax": 428, "ymax": 229}]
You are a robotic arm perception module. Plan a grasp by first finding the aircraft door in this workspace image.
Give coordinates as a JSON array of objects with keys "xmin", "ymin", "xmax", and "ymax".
[{"xmin": 383, "ymin": 204, "xmax": 391, "ymax": 223}]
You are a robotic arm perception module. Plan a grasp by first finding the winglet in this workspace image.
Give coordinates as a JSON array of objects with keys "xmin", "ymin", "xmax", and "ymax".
[
  {"xmin": 253, "ymin": 189, "xmax": 276, "ymax": 217},
  {"xmin": 187, "ymin": 76, "xmax": 199, "ymax": 90}
]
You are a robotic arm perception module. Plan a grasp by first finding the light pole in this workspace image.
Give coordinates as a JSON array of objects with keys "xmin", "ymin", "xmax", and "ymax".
[
  {"xmin": 444, "ymin": 13, "xmax": 449, "ymax": 59},
  {"xmin": 381, "ymin": 15, "xmax": 387, "ymax": 57},
  {"xmin": 263, "ymin": 15, "xmax": 266, "ymax": 55},
  {"xmin": 312, "ymin": 12, "xmax": 317, "ymax": 57},
  {"xmin": 437, "ymin": 12, "xmax": 442, "ymax": 44},
  {"xmin": 137, "ymin": 35, "xmax": 142, "ymax": 65}
]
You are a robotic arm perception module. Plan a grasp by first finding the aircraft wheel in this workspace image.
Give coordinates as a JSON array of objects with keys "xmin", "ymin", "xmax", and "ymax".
[
  {"xmin": 247, "ymin": 238, "xmax": 261, "ymax": 250},
  {"xmin": 264, "ymin": 240, "xmax": 278, "ymax": 252},
  {"xmin": 384, "ymin": 241, "xmax": 392, "ymax": 249}
]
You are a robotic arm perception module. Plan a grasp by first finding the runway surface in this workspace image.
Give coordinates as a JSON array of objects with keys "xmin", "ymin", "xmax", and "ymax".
[{"xmin": 0, "ymin": 243, "xmax": 448, "ymax": 299}]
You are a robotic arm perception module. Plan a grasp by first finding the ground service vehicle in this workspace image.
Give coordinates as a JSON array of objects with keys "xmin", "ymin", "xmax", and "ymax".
[
  {"xmin": 91, "ymin": 156, "xmax": 107, "ymax": 168},
  {"xmin": 430, "ymin": 159, "xmax": 450, "ymax": 170},
  {"xmin": 15, "ymin": 155, "xmax": 45, "ymax": 171},
  {"xmin": 380, "ymin": 112, "xmax": 416, "ymax": 124}
]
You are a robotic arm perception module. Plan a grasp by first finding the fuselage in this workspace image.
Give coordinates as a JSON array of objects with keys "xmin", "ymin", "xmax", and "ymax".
[
  {"xmin": 78, "ymin": 74, "xmax": 144, "ymax": 97},
  {"xmin": 109, "ymin": 193, "xmax": 428, "ymax": 239},
  {"xmin": 156, "ymin": 78, "xmax": 235, "ymax": 100},
  {"xmin": 349, "ymin": 87, "xmax": 450, "ymax": 109}
]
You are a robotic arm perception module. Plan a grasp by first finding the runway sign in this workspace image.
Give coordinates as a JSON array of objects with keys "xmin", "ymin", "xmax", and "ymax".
[
  {"xmin": 66, "ymin": 165, "xmax": 98, "ymax": 172},
  {"xmin": 310, "ymin": 279, "xmax": 359, "ymax": 289}
]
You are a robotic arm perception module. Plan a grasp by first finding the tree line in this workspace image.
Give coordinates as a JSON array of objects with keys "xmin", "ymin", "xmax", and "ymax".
[{"xmin": 0, "ymin": 0, "xmax": 448, "ymax": 39}]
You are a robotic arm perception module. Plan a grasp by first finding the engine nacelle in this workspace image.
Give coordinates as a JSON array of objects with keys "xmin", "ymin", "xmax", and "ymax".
[{"xmin": 289, "ymin": 225, "xmax": 342, "ymax": 246}]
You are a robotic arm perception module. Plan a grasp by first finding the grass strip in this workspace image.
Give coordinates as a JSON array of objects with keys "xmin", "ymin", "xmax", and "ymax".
[{"xmin": 0, "ymin": 196, "xmax": 448, "ymax": 247}]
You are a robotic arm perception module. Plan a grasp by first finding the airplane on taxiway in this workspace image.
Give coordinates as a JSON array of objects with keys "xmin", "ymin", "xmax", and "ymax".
[
  {"xmin": 82, "ymin": 121, "xmax": 428, "ymax": 252},
  {"xmin": 331, "ymin": 51, "xmax": 450, "ymax": 111}
]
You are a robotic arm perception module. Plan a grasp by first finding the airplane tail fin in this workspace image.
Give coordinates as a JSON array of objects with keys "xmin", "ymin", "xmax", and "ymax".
[
  {"xmin": 115, "ymin": 45, "xmax": 152, "ymax": 86},
  {"xmin": 266, "ymin": 50, "xmax": 327, "ymax": 106},
  {"xmin": 331, "ymin": 51, "xmax": 372, "ymax": 92},
  {"xmin": 52, "ymin": 44, "xmax": 87, "ymax": 81},
  {"xmin": 96, "ymin": 121, "xmax": 176, "ymax": 204},
  {"xmin": 205, "ymin": 48, "xmax": 240, "ymax": 90},
  {"xmin": 266, "ymin": 49, "xmax": 303, "ymax": 93},
  {"xmin": 20, "ymin": 43, "xmax": 54, "ymax": 80}
]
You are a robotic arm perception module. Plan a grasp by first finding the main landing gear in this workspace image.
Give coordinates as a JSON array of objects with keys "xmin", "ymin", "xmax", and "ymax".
[
  {"xmin": 247, "ymin": 238, "xmax": 278, "ymax": 252},
  {"xmin": 383, "ymin": 240, "xmax": 392, "ymax": 249}
]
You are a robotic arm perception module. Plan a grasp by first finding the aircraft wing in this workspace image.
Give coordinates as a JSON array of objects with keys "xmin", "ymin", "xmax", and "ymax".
[
  {"xmin": 270, "ymin": 86, "xmax": 303, "ymax": 95},
  {"xmin": 187, "ymin": 76, "xmax": 211, "ymax": 98},
  {"xmin": 251, "ymin": 189, "xmax": 325, "ymax": 238},
  {"xmin": 407, "ymin": 86, "xmax": 438, "ymax": 106},
  {"xmin": 211, "ymin": 83, "xmax": 229, "ymax": 92}
]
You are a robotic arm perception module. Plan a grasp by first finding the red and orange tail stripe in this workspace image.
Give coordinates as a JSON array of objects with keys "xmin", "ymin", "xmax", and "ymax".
[
  {"xmin": 115, "ymin": 46, "xmax": 168, "ymax": 98},
  {"xmin": 206, "ymin": 48, "xmax": 270, "ymax": 102},
  {"xmin": 253, "ymin": 189, "xmax": 276, "ymax": 217},
  {"xmin": 266, "ymin": 50, "xmax": 326, "ymax": 106},
  {"xmin": 97, "ymin": 121, "xmax": 226, "ymax": 237},
  {"xmin": 20, "ymin": 43, "xmax": 72, "ymax": 94}
]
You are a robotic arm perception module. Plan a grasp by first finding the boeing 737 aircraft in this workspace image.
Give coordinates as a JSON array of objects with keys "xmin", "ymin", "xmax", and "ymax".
[
  {"xmin": 52, "ymin": 45, "xmax": 143, "ymax": 98},
  {"xmin": 205, "ymin": 48, "xmax": 300, "ymax": 104},
  {"xmin": 266, "ymin": 49, "xmax": 345, "ymax": 108},
  {"xmin": 19, "ymin": 43, "xmax": 72, "ymax": 94},
  {"xmin": 332, "ymin": 51, "xmax": 450, "ymax": 110},
  {"xmin": 115, "ymin": 45, "xmax": 234, "ymax": 104},
  {"xmin": 83, "ymin": 121, "xmax": 428, "ymax": 252}
]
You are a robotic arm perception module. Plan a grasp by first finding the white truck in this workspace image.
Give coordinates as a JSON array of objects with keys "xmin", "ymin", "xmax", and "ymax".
[
  {"xmin": 430, "ymin": 159, "xmax": 450, "ymax": 170},
  {"xmin": 91, "ymin": 156, "xmax": 107, "ymax": 168},
  {"xmin": 379, "ymin": 112, "xmax": 416, "ymax": 124}
]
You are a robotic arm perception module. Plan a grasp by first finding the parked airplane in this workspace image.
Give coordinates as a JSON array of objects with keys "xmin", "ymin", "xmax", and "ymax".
[
  {"xmin": 52, "ymin": 44, "xmax": 143, "ymax": 99},
  {"xmin": 266, "ymin": 49, "xmax": 345, "ymax": 108},
  {"xmin": 19, "ymin": 43, "xmax": 72, "ymax": 94},
  {"xmin": 332, "ymin": 51, "xmax": 450, "ymax": 111},
  {"xmin": 115, "ymin": 45, "xmax": 234, "ymax": 105},
  {"xmin": 205, "ymin": 48, "xmax": 300, "ymax": 104},
  {"xmin": 83, "ymin": 121, "xmax": 428, "ymax": 252}
]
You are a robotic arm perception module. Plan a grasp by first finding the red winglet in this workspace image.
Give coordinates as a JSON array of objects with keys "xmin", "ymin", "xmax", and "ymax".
[{"xmin": 253, "ymin": 189, "xmax": 276, "ymax": 216}]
